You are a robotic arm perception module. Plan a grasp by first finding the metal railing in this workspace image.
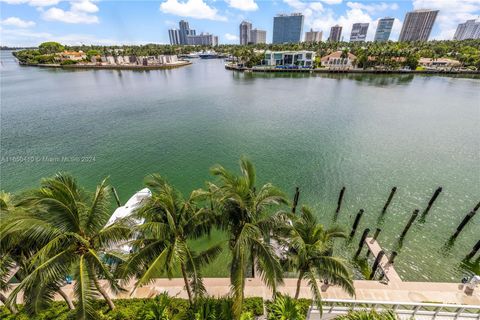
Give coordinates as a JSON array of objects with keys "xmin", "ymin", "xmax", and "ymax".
[{"xmin": 308, "ymin": 298, "xmax": 480, "ymax": 319}]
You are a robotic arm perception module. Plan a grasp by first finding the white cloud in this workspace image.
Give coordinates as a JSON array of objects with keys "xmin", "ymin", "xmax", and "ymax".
[
  {"xmin": 0, "ymin": 0, "xmax": 60, "ymax": 6},
  {"xmin": 0, "ymin": 28, "xmax": 156, "ymax": 46},
  {"xmin": 346, "ymin": 2, "xmax": 399, "ymax": 14},
  {"xmin": 319, "ymin": 0, "xmax": 342, "ymax": 4},
  {"xmin": 412, "ymin": 0, "xmax": 480, "ymax": 39},
  {"xmin": 160, "ymin": 0, "xmax": 227, "ymax": 21},
  {"xmin": 1, "ymin": 16, "xmax": 36, "ymax": 28},
  {"xmin": 224, "ymin": 32, "xmax": 239, "ymax": 41},
  {"xmin": 42, "ymin": 0, "xmax": 100, "ymax": 24},
  {"xmin": 226, "ymin": 0, "xmax": 258, "ymax": 11},
  {"xmin": 71, "ymin": 0, "xmax": 99, "ymax": 14}
]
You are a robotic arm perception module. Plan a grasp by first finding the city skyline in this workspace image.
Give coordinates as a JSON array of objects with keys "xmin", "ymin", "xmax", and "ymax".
[{"xmin": 1, "ymin": 0, "xmax": 480, "ymax": 46}]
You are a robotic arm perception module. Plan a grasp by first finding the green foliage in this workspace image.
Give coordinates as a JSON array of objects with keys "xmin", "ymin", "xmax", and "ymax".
[
  {"xmin": 38, "ymin": 42, "xmax": 65, "ymax": 54},
  {"xmin": 12, "ymin": 39, "xmax": 480, "ymax": 69},
  {"xmin": 267, "ymin": 294, "xmax": 305, "ymax": 320},
  {"xmin": 335, "ymin": 309, "xmax": 398, "ymax": 320},
  {"xmin": 60, "ymin": 59, "xmax": 78, "ymax": 65},
  {"xmin": 0, "ymin": 297, "xmax": 264, "ymax": 320}
]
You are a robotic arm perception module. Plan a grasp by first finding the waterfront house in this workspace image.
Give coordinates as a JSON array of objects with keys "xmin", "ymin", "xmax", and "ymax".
[
  {"xmin": 262, "ymin": 50, "xmax": 316, "ymax": 68},
  {"xmin": 419, "ymin": 57, "xmax": 461, "ymax": 69},
  {"xmin": 57, "ymin": 50, "xmax": 86, "ymax": 61},
  {"xmin": 321, "ymin": 51, "xmax": 357, "ymax": 69}
]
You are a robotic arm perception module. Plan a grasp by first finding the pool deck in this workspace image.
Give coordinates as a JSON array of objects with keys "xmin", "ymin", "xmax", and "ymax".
[{"xmin": 3, "ymin": 239, "xmax": 480, "ymax": 307}]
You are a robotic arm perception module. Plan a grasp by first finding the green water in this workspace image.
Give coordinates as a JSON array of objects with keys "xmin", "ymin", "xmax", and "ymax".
[{"xmin": 1, "ymin": 51, "xmax": 479, "ymax": 282}]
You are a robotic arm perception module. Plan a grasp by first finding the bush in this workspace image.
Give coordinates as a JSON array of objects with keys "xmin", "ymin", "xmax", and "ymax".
[
  {"xmin": 266, "ymin": 294, "xmax": 305, "ymax": 320},
  {"xmin": 60, "ymin": 59, "xmax": 78, "ymax": 65},
  {"xmin": 0, "ymin": 296, "xmax": 264, "ymax": 320}
]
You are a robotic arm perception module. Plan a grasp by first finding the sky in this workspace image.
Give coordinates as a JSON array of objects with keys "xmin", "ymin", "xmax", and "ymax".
[{"xmin": 1, "ymin": 0, "xmax": 480, "ymax": 46}]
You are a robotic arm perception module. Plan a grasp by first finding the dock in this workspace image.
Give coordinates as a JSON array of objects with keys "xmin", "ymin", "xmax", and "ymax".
[{"xmin": 365, "ymin": 237, "xmax": 402, "ymax": 283}]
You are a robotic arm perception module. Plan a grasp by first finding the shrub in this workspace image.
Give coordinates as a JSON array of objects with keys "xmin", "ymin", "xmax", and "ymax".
[
  {"xmin": 60, "ymin": 59, "xmax": 78, "ymax": 65},
  {"xmin": 267, "ymin": 294, "xmax": 305, "ymax": 320}
]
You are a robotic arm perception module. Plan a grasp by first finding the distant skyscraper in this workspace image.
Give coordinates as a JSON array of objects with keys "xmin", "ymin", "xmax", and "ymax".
[
  {"xmin": 168, "ymin": 29, "xmax": 180, "ymax": 45},
  {"xmin": 398, "ymin": 9, "xmax": 438, "ymax": 41},
  {"xmin": 304, "ymin": 28, "xmax": 322, "ymax": 42},
  {"xmin": 187, "ymin": 33, "xmax": 218, "ymax": 46},
  {"xmin": 374, "ymin": 17, "xmax": 395, "ymax": 42},
  {"xmin": 328, "ymin": 25, "xmax": 342, "ymax": 42},
  {"xmin": 250, "ymin": 29, "xmax": 267, "ymax": 44},
  {"xmin": 453, "ymin": 19, "xmax": 480, "ymax": 40},
  {"xmin": 272, "ymin": 13, "xmax": 304, "ymax": 43},
  {"xmin": 239, "ymin": 21, "xmax": 252, "ymax": 45},
  {"xmin": 350, "ymin": 23, "xmax": 369, "ymax": 42},
  {"xmin": 178, "ymin": 20, "xmax": 196, "ymax": 45}
]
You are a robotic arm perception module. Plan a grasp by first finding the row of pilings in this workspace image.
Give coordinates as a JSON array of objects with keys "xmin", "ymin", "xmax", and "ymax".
[{"xmin": 290, "ymin": 185, "xmax": 479, "ymax": 280}]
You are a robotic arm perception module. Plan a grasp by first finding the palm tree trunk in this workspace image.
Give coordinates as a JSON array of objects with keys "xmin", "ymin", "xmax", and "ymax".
[
  {"xmin": 250, "ymin": 253, "xmax": 255, "ymax": 278},
  {"xmin": 58, "ymin": 288, "xmax": 75, "ymax": 310},
  {"xmin": 294, "ymin": 270, "xmax": 304, "ymax": 299},
  {"xmin": 180, "ymin": 263, "xmax": 194, "ymax": 305},
  {"xmin": 0, "ymin": 292, "xmax": 17, "ymax": 315},
  {"xmin": 92, "ymin": 274, "xmax": 115, "ymax": 310}
]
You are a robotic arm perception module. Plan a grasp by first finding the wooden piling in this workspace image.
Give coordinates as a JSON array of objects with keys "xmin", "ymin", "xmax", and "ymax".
[
  {"xmin": 473, "ymin": 201, "xmax": 480, "ymax": 213},
  {"xmin": 111, "ymin": 187, "xmax": 121, "ymax": 207},
  {"xmin": 350, "ymin": 209, "xmax": 364, "ymax": 237},
  {"xmin": 369, "ymin": 250, "xmax": 385, "ymax": 280},
  {"xmin": 335, "ymin": 187, "xmax": 346, "ymax": 213},
  {"xmin": 466, "ymin": 240, "xmax": 480, "ymax": 260},
  {"xmin": 422, "ymin": 187, "xmax": 442, "ymax": 216},
  {"xmin": 382, "ymin": 187, "xmax": 397, "ymax": 214},
  {"xmin": 388, "ymin": 251, "xmax": 398, "ymax": 264},
  {"xmin": 355, "ymin": 228, "xmax": 370, "ymax": 258},
  {"xmin": 452, "ymin": 211, "xmax": 477, "ymax": 239},
  {"xmin": 371, "ymin": 228, "xmax": 382, "ymax": 243},
  {"xmin": 400, "ymin": 209, "xmax": 419, "ymax": 238},
  {"xmin": 292, "ymin": 187, "xmax": 300, "ymax": 214}
]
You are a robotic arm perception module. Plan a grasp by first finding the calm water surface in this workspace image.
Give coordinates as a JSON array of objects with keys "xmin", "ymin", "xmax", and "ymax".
[{"xmin": 1, "ymin": 50, "xmax": 479, "ymax": 281}]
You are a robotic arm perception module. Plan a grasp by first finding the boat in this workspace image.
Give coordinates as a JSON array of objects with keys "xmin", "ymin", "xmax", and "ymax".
[
  {"xmin": 105, "ymin": 188, "xmax": 152, "ymax": 253},
  {"xmin": 199, "ymin": 51, "xmax": 219, "ymax": 59}
]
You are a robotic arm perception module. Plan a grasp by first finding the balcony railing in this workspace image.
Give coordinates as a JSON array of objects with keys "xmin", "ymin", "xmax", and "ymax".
[{"xmin": 307, "ymin": 298, "xmax": 480, "ymax": 320}]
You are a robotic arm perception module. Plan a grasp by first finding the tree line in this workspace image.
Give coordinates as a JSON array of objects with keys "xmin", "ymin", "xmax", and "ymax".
[
  {"xmin": 0, "ymin": 158, "xmax": 354, "ymax": 320},
  {"xmin": 11, "ymin": 40, "xmax": 480, "ymax": 70}
]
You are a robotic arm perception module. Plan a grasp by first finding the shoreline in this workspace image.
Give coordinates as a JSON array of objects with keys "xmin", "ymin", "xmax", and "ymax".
[
  {"xmin": 19, "ymin": 60, "xmax": 192, "ymax": 70},
  {"xmin": 225, "ymin": 63, "xmax": 480, "ymax": 75}
]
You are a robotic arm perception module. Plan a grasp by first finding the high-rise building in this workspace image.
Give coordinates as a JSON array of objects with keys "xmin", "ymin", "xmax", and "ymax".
[
  {"xmin": 187, "ymin": 33, "xmax": 218, "ymax": 46},
  {"xmin": 350, "ymin": 23, "xmax": 369, "ymax": 42},
  {"xmin": 374, "ymin": 17, "xmax": 395, "ymax": 42},
  {"xmin": 272, "ymin": 13, "xmax": 304, "ymax": 44},
  {"xmin": 328, "ymin": 25, "xmax": 342, "ymax": 42},
  {"xmin": 453, "ymin": 19, "xmax": 480, "ymax": 40},
  {"xmin": 178, "ymin": 20, "xmax": 196, "ymax": 45},
  {"xmin": 239, "ymin": 21, "xmax": 252, "ymax": 45},
  {"xmin": 398, "ymin": 9, "xmax": 438, "ymax": 42},
  {"xmin": 250, "ymin": 29, "xmax": 267, "ymax": 44},
  {"xmin": 168, "ymin": 29, "xmax": 180, "ymax": 45},
  {"xmin": 304, "ymin": 28, "xmax": 322, "ymax": 42}
]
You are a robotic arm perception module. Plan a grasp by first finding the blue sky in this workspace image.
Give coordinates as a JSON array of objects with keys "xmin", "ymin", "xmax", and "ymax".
[{"xmin": 1, "ymin": 0, "xmax": 479, "ymax": 46}]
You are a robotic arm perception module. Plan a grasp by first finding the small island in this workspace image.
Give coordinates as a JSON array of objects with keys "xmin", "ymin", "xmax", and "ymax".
[{"xmin": 12, "ymin": 42, "xmax": 192, "ymax": 70}]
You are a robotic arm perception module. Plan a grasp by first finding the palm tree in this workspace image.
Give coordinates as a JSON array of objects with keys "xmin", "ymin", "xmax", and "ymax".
[
  {"xmin": 1, "ymin": 191, "xmax": 74, "ymax": 314},
  {"xmin": 2, "ymin": 173, "xmax": 131, "ymax": 319},
  {"xmin": 119, "ymin": 174, "xmax": 222, "ymax": 305},
  {"xmin": 209, "ymin": 158, "xmax": 288, "ymax": 319},
  {"xmin": 283, "ymin": 206, "xmax": 354, "ymax": 308}
]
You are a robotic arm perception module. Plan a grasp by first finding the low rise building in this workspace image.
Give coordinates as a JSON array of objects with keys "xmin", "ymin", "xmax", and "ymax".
[
  {"xmin": 419, "ymin": 57, "xmax": 461, "ymax": 69},
  {"xmin": 321, "ymin": 51, "xmax": 357, "ymax": 69},
  {"xmin": 262, "ymin": 50, "xmax": 315, "ymax": 67},
  {"xmin": 57, "ymin": 50, "xmax": 86, "ymax": 61}
]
